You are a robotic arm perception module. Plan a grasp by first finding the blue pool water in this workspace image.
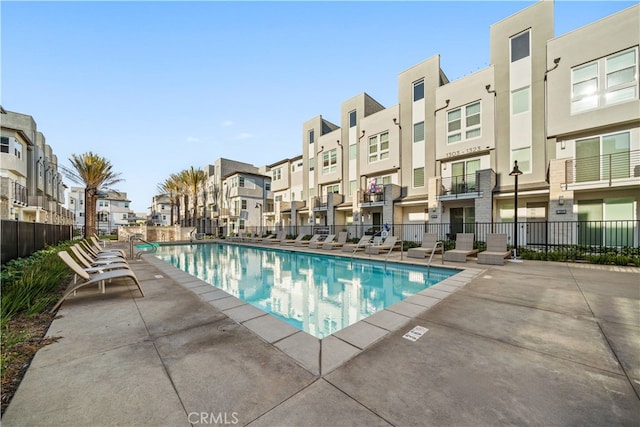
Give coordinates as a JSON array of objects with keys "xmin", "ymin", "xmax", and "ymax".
[{"xmin": 154, "ymin": 243, "xmax": 457, "ymax": 338}]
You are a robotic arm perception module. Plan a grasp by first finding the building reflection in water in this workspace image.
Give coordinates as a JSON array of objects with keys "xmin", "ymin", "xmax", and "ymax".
[{"xmin": 156, "ymin": 244, "xmax": 454, "ymax": 339}]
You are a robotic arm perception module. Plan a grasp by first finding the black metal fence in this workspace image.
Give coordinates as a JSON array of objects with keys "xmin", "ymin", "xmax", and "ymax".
[
  {"xmin": 256, "ymin": 220, "xmax": 639, "ymax": 256},
  {"xmin": 1, "ymin": 220, "xmax": 73, "ymax": 265}
]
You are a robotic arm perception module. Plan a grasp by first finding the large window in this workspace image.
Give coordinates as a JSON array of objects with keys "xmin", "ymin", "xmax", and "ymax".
[
  {"xmin": 272, "ymin": 168, "xmax": 282, "ymax": 181},
  {"xmin": 572, "ymin": 47, "xmax": 638, "ymax": 114},
  {"xmin": 413, "ymin": 121, "xmax": 425, "ymax": 143},
  {"xmin": 349, "ymin": 110, "xmax": 357, "ymax": 128},
  {"xmin": 413, "ymin": 167, "xmax": 425, "ymax": 188},
  {"xmin": 309, "ymin": 129, "xmax": 315, "ymax": 144},
  {"xmin": 413, "ymin": 79, "xmax": 424, "ymax": 101},
  {"xmin": 309, "ymin": 157, "xmax": 315, "ymax": 171},
  {"xmin": 575, "ymin": 132, "xmax": 630, "ymax": 182},
  {"xmin": 511, "ymin": 30, "xmax": 530, "ymax": 62},
  {"xmin": 447, "ymin": 101, "xmax": 481, "ymax": 144},
  {"xmin": 511, "ymin": 147, "xmax": 531, "ymax": 174},
  {"xmin": 325, "ymin": 184, "xmax": 340, "ymax": 194},
  {"xmin": 511, "ymin": 86, "xmax": 530, "ymax": 114},
  {"xmin": 349, "ymin": 144, "xmax": 357, "ymax": 160},
  {"xmin": 349, "ymin": 180, "xmax": 356, "ymax": 196},
  {"xmin": 323, "ymin": 149, "xmax": 337, "ymax": 174},
  {"xmin": 368, "ymin": 132, "xmax": 389, "ymax": 163}
]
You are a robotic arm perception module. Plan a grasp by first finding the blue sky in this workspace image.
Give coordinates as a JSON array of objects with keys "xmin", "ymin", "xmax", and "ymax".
[{"xmin": 2, "ymin": 1, "xmax": 636, "ymax": 212}]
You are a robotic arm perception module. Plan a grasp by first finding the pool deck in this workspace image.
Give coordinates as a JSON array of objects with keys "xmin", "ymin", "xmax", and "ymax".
[{"xmin": 3, "ymin": 241, "xmax": 639, "ymax": 426}]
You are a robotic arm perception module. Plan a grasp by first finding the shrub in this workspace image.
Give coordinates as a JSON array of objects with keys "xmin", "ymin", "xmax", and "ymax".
[{"xmin": 1, "ymin": 242, "xmax": 73, "ymax": 326}]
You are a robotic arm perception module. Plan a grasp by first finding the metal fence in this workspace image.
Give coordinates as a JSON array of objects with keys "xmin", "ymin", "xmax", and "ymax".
[
  {"xmin": 259, "ymin": 220, "xmax": 639, "ymax": 256},
  {"xmin": 1, "ymin": 220, "xmax": 73, "ymax": 265}
]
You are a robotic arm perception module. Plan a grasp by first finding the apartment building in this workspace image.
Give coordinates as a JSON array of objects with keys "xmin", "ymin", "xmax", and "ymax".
[
  {"xmin": 221, "ymin": 171, "xmax": 272, "ymax": 236},
  {"xmin": 288, "ymin": 1, "xmax": 638, "ymax": 246},
  {"xmin": 161, "ymin": 2, "xmax": 638, "ymax": 246},
  {"xmin": 0, "ymin": 108, "xmax": 72, "ymax": 224},
  {"xmin": 69, "ymin": 187, "xmax": 134, "ymax": 234},
  {"xmin": 546, "ymin": 5, "xmax": 639, "ymax": 246},
  {"xmin": 149, "ymin": 193, "xmax": 175, "ymax": 226}
]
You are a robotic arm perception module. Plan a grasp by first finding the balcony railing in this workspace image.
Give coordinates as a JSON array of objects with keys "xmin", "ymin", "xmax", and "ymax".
[
  {"xmin": 13, "ymin": 181, "xmax": 28, "ymax": 205},
  {"xmin": 359, "ymin": 186, "xmax": 385, "ymax": 204},
  {"xmin": 438, "ymin": 173, "xmax": 480, "ymax": 198},
  {"xmin": 566, "ymin": 149, "xmax": 640, "ymax": 187}
]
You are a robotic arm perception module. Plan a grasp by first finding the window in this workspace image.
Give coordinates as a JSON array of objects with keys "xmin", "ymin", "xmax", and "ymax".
[
  {"xmin": 309, "ymin": 157, "xmax": 315, "ymax": 171},
  {"xmin": 511, "ymin": 147, "xmax": 531, "ymax": 174},
  {"xmin": 511, "ymin": 30, "xmax": 530, "ymax": 62},
  {"xmin": 413, "ymin": 167, "xmax": 425, "ymax": 187},
  {"xmin": 575, "ymin": 132, "xmax": 630, "ymax": 182},
  {"xmin": 124, "ymin": 202, "xmax": 129, "ymax": 208},
  {"xmin": 14, "ymin": 141, "xmax": 22, "ymax": 159},
  {"xmin": 349, "ymin": 144, "xmax": 357, "ymax": 161},
  {"xmin": 325, "ymin": 184, "xmax": 340, "ymax": 194},
  {"xmin": 413, "ymin": 121, "xmax": 425, "ymax": 143},
  {"xmin": 512, "ymin": 86, "xmax": 530, "ymax": 114},
  {"xmin": 239, "ymin": 220, "xmax": 245, "ymax": 230},
  {"xmin": 349, "ymin": 180, "xmax": 356, "ymax": 196},
  {"xmin": 241, "ymin": 200, "xmax": 247, "ymax": 209},
  {"xmin": 323, "ymin": 149, "xmax": 337, "ymax": 174},
  {"xmin": 572, "ymin": 48, "xmax": 638, "ymax": 113},
  {"xmin": 447, "ymin": 101, "xmax": 481, "ymax": 144},
  {"xmin": 272, "ymin": 168, "xmax": 282, "ymax": 181},
  {"xmin": 122, "ymin": 214, "xmax": 128, "ymax": 220},
  {"xmin": 309, "ymin": 129, "xmax": 315, "ymax": 144},
  {"xmin": 349, "ymin": 110, "xmax": 357, "ymax": 128},
  {"xmin": 413, "ymin": 79, "xmax": 424, "ymax": 101},
  {"xmin": 275, "ymin": 195, "xmax": 282, "ymax": 202},
  {"xmin": 368, "ymin": 132, "xmax": 389, "ymax": 163},
  {"xmin": 451, "ymin": 159, "xmax": 480, "ymax": 192},
  {"xmin": 606, "ymin": 49, "xmax": 637, "ymax": 104},
  {"xmin": 0, "ymin": 137, "xmax": 9, "ymax": 153},
  {"xmin": 265, "ymin": 182, "xmax": 271, "ymax": 191},
  {"xmin": 239, "ymin": 176, "xmax": 245, "ymax": 187}
]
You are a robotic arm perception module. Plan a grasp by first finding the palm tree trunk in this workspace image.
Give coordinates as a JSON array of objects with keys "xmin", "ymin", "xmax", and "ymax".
[{"xmin": 84, "ymin": 187, "xmax": 97, "ymax": 238}]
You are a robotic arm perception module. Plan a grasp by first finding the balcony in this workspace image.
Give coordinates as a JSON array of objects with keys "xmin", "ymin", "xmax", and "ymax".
[
  {"xmin": 12, "ymin": 182, "xmax": 28, "ymax": 206},
  {"xmin": 437, "ymin": 173, "xmax": 481, "ymax": 199},
  {"xmin": 359, "ymin": 185, "xmax": 385, "ymax": 204},
  {"xmin": 565, "ymin": 149, "xmax": 640, "ymax": 189}
]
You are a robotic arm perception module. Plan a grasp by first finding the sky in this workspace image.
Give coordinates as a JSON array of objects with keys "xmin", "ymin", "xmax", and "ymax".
[{"xmin": 1, "ymin": 0, "xmax": 636, "ymax": 212}]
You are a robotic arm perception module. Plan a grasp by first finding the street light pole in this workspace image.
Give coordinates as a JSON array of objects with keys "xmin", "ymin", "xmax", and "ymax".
[
  {"xmin": 509, "ymin": 161, "xmax": 523, "ymax": 262},
  {"xmin": 256, "ymin": 202, "xmax": 263, "ymax": 237}
]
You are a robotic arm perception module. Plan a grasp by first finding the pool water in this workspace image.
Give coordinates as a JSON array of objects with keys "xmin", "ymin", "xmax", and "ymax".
[{"xmin": 155, "ymin": 243, "xmax": 457, "ymax": 338}]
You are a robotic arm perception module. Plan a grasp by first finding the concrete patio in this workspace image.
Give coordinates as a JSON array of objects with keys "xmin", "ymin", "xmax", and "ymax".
[{"xmin": 2, "ymin": 242, "xmax": 639, "ymax": 426}]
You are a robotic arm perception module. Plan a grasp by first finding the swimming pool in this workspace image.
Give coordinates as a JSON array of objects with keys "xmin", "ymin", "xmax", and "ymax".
[{"xmin": 154, "ymin": 243, "xmax": 457, "ymax": 338}]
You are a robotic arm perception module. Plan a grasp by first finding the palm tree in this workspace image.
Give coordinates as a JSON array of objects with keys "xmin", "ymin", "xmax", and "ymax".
[
  {"xmin": 63, "ymin": 152, "xmax": 123, "ymax": 238},
  {"xmin": 183, "ymin": 166, "xmax": 207, "ymax": 231},
  {"xmin": 174, "ymin": 170, "xmax": 189, "ymax": 226},
  {"xmin": 157, "ymin": 175, "xmax": 180, "ymax": 225}
]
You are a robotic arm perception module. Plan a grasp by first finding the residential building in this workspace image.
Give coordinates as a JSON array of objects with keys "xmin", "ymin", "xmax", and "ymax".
[
  {"xmin": 152, "ymin": 2, "xmax": 639, "ymax": 248},
  {"xmin": 0, "ymin": 108, "xmax": 72, "ymax": 224},
  {"xmin": 69, "ymin": 186, "xmax": 134, "ymax": 234},
  {"xmin": 149, "ymin": 193, "xmax": 175, "ymax": 226}
]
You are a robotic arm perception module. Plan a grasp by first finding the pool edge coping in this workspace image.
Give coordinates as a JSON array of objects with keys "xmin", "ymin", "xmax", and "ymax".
[{"xmin": 144, "ymin": 243, "xmax": 485, "ymax": 376}]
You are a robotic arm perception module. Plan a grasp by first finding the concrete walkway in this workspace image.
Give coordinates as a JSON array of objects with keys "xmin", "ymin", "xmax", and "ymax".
[{"xmin": 2, "ymin": 243, "xmax": 639, "ymax": 426}]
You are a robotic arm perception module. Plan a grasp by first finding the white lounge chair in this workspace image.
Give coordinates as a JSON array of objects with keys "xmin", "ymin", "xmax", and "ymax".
[
  {"xmin": 295, "ymin": 234, "xmax": 321, "ymax": 247},
  {"xmin": 52, "ymin": 251, "xmax": 144, "ymax": 312},
  {"xmin": 477, "ymin": 234, "xmax": 511, "ymax": 265},
  {"xmin": 280, "ymin": 234, "xmax": 305, "ymax": 246},
  {"xmin": 323, "ymin": 232, "xmax": 348, "ymax": 250},
  {"xmin": 407, "ymin": 233, "xmax": 442, "ymax": 259},
  {"xmin": 443, "ymin": 233, "xmax": 479, "ymax": 263},
  {"xmin": 365, "ymin": 236, "xmax": 399, "ymax": 255},
  {"xmin": 341, "ymin": 235, "xmax": 373, "ymax": 253},
  {"xmin": 309, "ymin": 234, "xmax": 333, "ymax": 249}
]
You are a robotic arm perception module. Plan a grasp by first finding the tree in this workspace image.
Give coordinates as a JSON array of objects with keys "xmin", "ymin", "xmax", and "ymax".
[
  {"xmin": 63, "ymin": 152, "xmax": 123, "ymax": 238},
  {"xmin": 157, "ymin": 175, "xmax": 180, "ymax": 225},
  {"xmin": 182, "ymin": 166, "xmax": 207, "ymax": 231}
]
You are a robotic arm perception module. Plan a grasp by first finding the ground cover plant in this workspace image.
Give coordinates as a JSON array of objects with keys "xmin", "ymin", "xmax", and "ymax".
[{"xmin": 1, "ymin": 242, "xmax": 73, "ymax": 414}]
